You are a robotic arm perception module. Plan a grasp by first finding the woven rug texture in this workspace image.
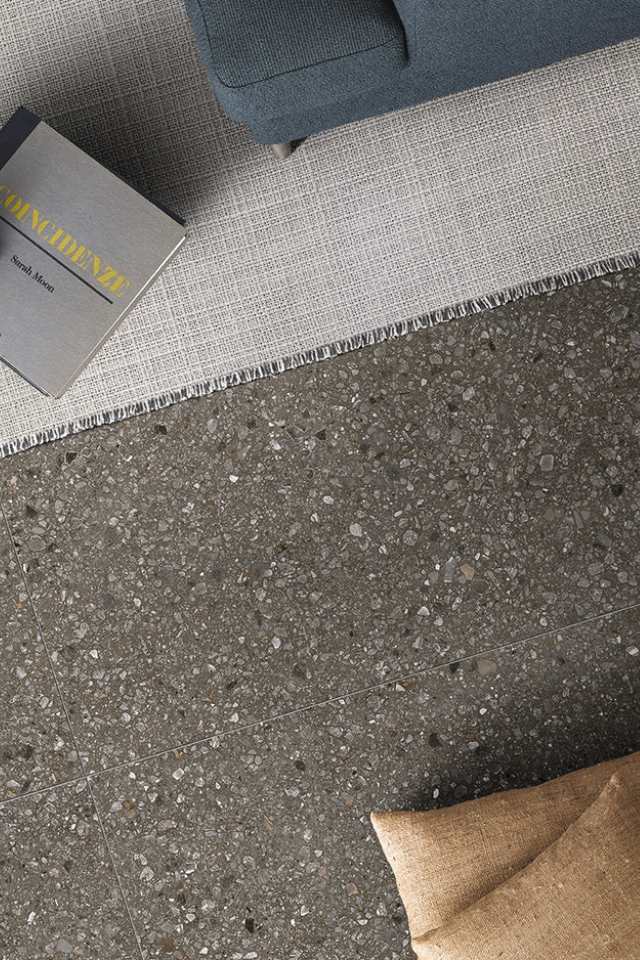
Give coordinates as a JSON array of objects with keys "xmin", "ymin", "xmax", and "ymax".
[{"xmin": 0, "ymin": 0, "xmax": 639, "ymax": 455}]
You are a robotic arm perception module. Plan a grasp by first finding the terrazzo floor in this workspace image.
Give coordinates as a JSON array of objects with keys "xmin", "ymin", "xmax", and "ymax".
[{"xmin": 1, "ymin": 268, "xmax": 639, "ymax": 959}]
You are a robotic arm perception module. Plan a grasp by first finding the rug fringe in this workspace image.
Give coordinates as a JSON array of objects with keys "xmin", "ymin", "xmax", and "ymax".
[{"xmin": 2, "ymin": 249, "xmax": 639, "ymax": 458}]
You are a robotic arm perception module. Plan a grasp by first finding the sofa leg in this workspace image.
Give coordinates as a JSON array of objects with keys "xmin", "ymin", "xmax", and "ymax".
[
  {"xmin": 271, "ymin": 141, "xmax": 294, "ymax": 160},
  {"xmin": 270, "ymin": 138, "xmax": 306, "ymax": 160}
]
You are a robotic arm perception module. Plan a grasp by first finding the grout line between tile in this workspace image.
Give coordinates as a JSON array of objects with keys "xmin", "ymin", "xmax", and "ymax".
[
  {"xmin": 85, "ymin": 775, "xmax": 147, "ymax": 960},
  {"xmin": 92, "ymin": 597, "xmax": 640, "ymax": 780},
  {"xmin": 0, "ymin": 772, "xmax": 90, "ymax": 808},
  {"xmin": 0, "ymin": 497, "xmax": 147, "ymax": 960}
]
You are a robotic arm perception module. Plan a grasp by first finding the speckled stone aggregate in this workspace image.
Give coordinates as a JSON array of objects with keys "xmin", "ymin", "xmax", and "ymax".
[
  {"xmin": 0, "ymin": 516, "xmax": 79, "ymax": 801},
  {"xmin": 1, "ymin": 274, "xmax": 639, "ymax": 774},
  {"xmin": 0, "ymin": 269, "xmax": 639, "ymax": 958},
  {"xmin": 0, "ymin": 780, "xmax": 138, "ymax": 958},
  {"xmin": 92, "ymin": 608, "xmax": 640, "ymax": 960}
]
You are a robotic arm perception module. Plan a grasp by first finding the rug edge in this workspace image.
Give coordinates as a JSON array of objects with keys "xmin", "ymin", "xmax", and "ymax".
[{"xmin": 2, "ymin": 248, "xmax": 639, "ymax": 459}]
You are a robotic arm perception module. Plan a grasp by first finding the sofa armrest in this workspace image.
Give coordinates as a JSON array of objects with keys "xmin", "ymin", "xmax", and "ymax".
[
  {"xmin": 185, "ymin": 0, "xmax": 410, "ymax": 127},
  {"xmin": 391, "ymin": 0, "xmax": 417, "ymax": 57}
]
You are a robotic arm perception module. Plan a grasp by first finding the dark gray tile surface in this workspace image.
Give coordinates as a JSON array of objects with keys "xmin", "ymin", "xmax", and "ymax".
[
  {"xmin": 0, "ymin": 272, "xmax": 639, "ymax": 772},
  {"xmin": 0, "ymin": 268, "xmax": 639, "ymax": 959},
  {"xmin": 92, "ymin": 607, "xmax": 640, "ymax": 960},
  {"xmin": 0, "ymin": 512, "xmax": 80, "ymax": 800},
  {"xmin": 0, "ymin": 780, "xmax": 139, "ymax": 959}
]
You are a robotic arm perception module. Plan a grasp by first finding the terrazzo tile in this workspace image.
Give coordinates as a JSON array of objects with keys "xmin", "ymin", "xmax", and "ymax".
[
  {"xmin": 0, "ymin": 509, "xmax": 80, "ymax": 800},
  {"xmin": 0, "ymin": 779, "xmax": 139, "ymax": 959},
  {"xmin": 0, "ymin": 271, "xmax": 639, "ymax": 771},
  {"xmin": 92, "ymin": 606, "xmax": 640, "ymax": 960}
]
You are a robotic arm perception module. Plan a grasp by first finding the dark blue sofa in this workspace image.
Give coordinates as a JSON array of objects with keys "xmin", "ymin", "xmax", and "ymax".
[{"xmin": 185, "ymin": 0, "xmax": 640, "ymax": 150}]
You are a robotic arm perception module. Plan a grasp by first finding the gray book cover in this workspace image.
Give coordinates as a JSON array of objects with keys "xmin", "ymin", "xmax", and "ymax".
[{"xmin": 0, "ymin": 108, "xmax": 186, "ymax": 397}]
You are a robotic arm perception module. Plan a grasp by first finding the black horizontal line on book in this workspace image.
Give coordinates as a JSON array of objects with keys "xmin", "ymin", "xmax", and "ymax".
[{"xmin": 0, "ymin": 213, "xmax": 114, "ymax": 304}]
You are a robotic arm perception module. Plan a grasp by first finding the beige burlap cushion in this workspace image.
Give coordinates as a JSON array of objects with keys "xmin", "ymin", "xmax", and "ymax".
[
  {"xmin": 413, "ymin": 770, "xmax": 640, "ymax": 959},
  {"xmin": 371, "ymin": 751, "xmax": 639, "ymax": 939}
]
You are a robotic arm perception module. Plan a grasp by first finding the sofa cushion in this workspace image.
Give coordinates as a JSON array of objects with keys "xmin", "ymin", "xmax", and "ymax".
[
  {"xmin": 191, "ymin": 0, "xmax": 405, "ymax": 88},
  {"xmin": 414, "ymin": 770, "xmax": 640, "ymax": 960},
  {"xmin": 371, "ymin": 751, "xmax": 640, "ymax": 941}
]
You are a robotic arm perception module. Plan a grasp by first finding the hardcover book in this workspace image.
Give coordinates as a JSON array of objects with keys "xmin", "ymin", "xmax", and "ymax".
[{"xmin": 0, "ymin": 108, "xmax": 186, "ymax": 396}]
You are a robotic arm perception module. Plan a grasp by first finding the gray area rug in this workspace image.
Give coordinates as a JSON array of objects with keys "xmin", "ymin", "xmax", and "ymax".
[{"xmin": 0, "ymin": 1, "xmax": 639, "ymax": 456}]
